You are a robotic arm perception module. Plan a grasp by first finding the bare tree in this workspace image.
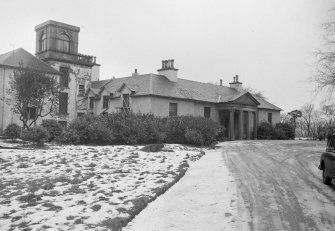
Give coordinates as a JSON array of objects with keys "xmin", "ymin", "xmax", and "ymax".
[
  {"xmin": 7, "ymin": 67, "xmax": 59, "ymax": 129},
  {"xmin": 300, "ymin": 104, "xmax": 316, "ymax": 138},
  {"xmin": 314, "ymin": 7, "xmax": 335, "ymax": 95},
  {"xmin": 243, "ymin": 87, "xmax": 267, "ymax": 100}
]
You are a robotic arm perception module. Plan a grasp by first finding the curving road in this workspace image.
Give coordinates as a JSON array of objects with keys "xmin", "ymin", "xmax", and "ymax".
[{"xmin": 220, "ymin": 140, "xmax": 335, "ymax": 231}]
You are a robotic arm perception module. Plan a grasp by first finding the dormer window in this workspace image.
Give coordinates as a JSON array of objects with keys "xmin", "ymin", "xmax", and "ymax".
[
  {"xmin": 123, "ymin": 94, "xmax": 130, "ymax": 108},
  {"xmin": 57, "ymin": 33, "xmax": 70, "ymax": 52},
  {"xmin": 39, "ymin": 33, "xmax": 47, "ymax": 52}
]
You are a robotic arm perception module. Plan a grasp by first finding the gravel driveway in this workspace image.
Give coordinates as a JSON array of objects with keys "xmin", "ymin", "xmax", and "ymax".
[{"xmin": 221, "ymin": 140, "xmax": 335, "ymax": 231}]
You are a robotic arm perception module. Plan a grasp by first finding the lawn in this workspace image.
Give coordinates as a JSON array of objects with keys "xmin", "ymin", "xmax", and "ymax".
[{"xmin": 0, "ymin": 141, "xmax": 204, "ymax": 231}]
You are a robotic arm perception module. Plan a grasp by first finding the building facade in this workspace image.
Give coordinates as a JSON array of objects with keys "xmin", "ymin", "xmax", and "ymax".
[
  {"xmin": 0, "ymin": 20, "xmax": 281, "ymax": 140},
  {"xmin": 87, "ymin": 59, "xmax": 282, "ymax": 140}
]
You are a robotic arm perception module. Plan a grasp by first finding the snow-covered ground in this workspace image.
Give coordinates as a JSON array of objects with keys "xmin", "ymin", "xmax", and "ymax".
[
  {"xmin": 0, "ymin": 140, "xmax": 204, "ymax": 231},
  {"xmin": 124, "ymin": 149, "xmax": 237, "ymax": 231}
]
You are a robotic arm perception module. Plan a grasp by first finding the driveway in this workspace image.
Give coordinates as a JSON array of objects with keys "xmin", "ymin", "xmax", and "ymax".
[
  {"xmin": 125, "ymin": 140, "xmax": 335, "ymax": 231},
  {"xmin": 222, "ymin": 140, "xmax": 335, "ymax": 231}
]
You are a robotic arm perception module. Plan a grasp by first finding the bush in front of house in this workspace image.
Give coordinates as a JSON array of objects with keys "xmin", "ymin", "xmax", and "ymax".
[
  {"xmin": 184, "ymin": 128, "xmax": 203, "ymax": 146},
  {"xmin": 165, "ymin": 115, "xmax": 221, "ymax": 146},
  {"xmin": 257, "ymin": 122, "xmax": 275, "ymax": 139},
  {"xmin": 275, "ymin": 122, "xmax": 295, "ymax": 140},
  {"xmin": 257, "ymin": 122, "xmax": 294, "ymax": 140},
  {"xmin": 56, "ymin": 129, "xmax": 80, "ymax": 145},
  {"xmin": 56, "ymin": 112, "xmax": 221, "ymax": 146},
  {"xmin": 41, "ymin": 119, "xmax": 63, "ymax": 141},
  {"xmin": 21, "ymin": 126, "xmax": 49, "ymax": 145},
  {"xmin": 4, "ymin": 123, "xmax": 21, "ymax": 141},
  {"xmin": 101, "ymin": 112, "xmax": 165, "ymax": 145},
  {"xmin": 67, "ymin": 115, "xmax": 113, "ymax": 145}
]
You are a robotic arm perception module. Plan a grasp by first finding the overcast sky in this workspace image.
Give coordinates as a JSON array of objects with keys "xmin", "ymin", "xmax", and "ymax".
[{"xmin": 0, "ymin": 0, "xmax": 333, "ymax": 112}]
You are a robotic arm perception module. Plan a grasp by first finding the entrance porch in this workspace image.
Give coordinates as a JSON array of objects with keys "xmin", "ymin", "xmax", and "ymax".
[{"xmin": 218, "ymin": 109, "xmax": 258, "ymax": 140}]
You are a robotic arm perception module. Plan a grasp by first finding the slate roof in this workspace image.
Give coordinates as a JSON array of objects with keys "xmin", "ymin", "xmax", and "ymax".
[
  {"xmin": 0, "ymin": 48, "xmax": 60, "ymax": 74},
  {"xmin": 92, "ymin": 74, "xmax": 247, "ymax": 103},
  {"xmin": 90, "ymin": 74, "xmax": 281, "ymax": 111},
  {"xmin": 253, "ymin": 95, "xmax": 282, "ymax": 111}
]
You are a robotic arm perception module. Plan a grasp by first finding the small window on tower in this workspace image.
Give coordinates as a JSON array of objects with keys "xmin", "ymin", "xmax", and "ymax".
[
  {"xmin": 39, "ymin": 33, "xmax": 47, "ymax": 52},
  {"xmin": 57, "ymin": 33, "xmax": 70, "ymax": 52}
]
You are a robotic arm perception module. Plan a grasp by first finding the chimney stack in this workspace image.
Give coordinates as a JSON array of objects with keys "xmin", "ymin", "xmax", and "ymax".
[
  {"xmin": 132, "ymin": 68, "xmax": 139, "ymax": 77},
  {"xmin": 229, "ymin": 75, "xmax": 243, "ymax": 91},
  {"xmin": 157, "ymin": 59, "xmax": 179, "ymax": 82}
]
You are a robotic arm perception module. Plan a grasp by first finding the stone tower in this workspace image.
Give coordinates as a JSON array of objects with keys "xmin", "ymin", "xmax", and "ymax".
[{"xmin": 35, "ymin": 20, "xmax": 100, "ymax": 125}]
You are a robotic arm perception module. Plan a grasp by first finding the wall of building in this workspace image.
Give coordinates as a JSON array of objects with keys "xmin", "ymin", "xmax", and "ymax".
[
  {"xmin": 258, "ymin": 109, "xmax": 280, "ymax": 126},
  {"xmin": 48, "ymin": 61, "xmax": 94, "ymax": 122}
]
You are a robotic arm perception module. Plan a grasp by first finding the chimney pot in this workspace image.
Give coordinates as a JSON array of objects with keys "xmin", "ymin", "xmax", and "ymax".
[
  {"xmin": 236, "ymin": 75, "xmax": 239, "ymax": 82},
  {"xmin": 220, "ymin": 79, "xmax": 222, "ymax": 86}
]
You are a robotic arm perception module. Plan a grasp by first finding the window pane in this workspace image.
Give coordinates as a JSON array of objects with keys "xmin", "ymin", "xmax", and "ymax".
[
  {"xmin": 169, "ymin": 103, "xmax": 177, "ymax": 117},
  {"xmin": 204, "ymin": 107, "xmax": 211, "ymax": 118},
  {"xmin": 103, "ymin": 96, "xmax": 109, "ymax": 108},
  {"xmin": 123, "ymin": 94, "xmax": 130, "ymax": 108},
  {"xmin": 59, "ymin": 92, "xmax": 68, "ymax": 115},
  {"xmin": 268, "ymin": 113, "xmax": 272, "ymax": 124},
  {"xmin": 59, "ymin": 67, "xmax": 69, "ymax": 87},
  {"xmin": 89, "ymin": 97, "xmax": 94, "ymax": 109},
  {"xmin": 79, "ymin": 85, "xmax": 85, "ymax": 95}
]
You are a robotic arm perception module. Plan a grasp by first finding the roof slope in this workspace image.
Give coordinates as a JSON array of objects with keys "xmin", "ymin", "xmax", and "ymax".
[
  {"xmin": 0, "ymin": 48, "xmax": 60, "ymax": 74},
  {"xmin": 253, "ymin": 95, "xmax": 282, "ymax": 111},
  {"xmin": 91, "ymin": 74, "xmax": 281, "ymax": 110}
]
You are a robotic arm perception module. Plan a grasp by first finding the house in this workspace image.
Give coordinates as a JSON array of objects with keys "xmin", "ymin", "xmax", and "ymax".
[
  {"xmin": 86, "ymin": 59, "xmax": 282, "ymax": 140},
  {"xmin": 0, "ymin": 20, "xmax": 282, "ymax": 140},
  {"xmin": 0, "ymin": 48, "xmax": 61, "ymax": 132}
]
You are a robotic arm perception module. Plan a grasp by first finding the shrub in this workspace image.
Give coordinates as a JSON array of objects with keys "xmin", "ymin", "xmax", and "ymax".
[
  {"xmin": 165, "ymin": 116, "xmax": 220, "ymax": 146},
  {"xmin": 21, "ymin": 126, "xmax": 49, "ymax": 145},
  {"xmin": 66, "ymin": 115, "xmax": 113, "ymax": 145},
  {"xmin": 56, "ymin": 129, "xmax": 80, "ymax": 145},
  {"xmin": 4, "ymin": 123, "xmax": 21, "ymax": 141},
  {"xmin": 185, "ymin": 129, "xmax": 203, "ymax": 146},
  {"xmin": 102, "ymin": 113, "xmax": 165, "ymax": 145},
  {"xmin": 41, "ymin": 119, "xmax": 63, "ymax": 141},
  {"xmin": 275, "ymin": 123, "xmax": 295, "ymax": 140},
  {"xmin": 257, "ymin": 122, "xmax": 275, "ymax": 139}
]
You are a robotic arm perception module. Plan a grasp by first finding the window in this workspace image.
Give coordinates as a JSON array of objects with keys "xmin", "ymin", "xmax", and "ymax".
[
  {"xmin": 59, "ymin": 92, "xmax": 68, "ymax": 115},
  {"xmin": 268, "ymin": 113, "xmax": 272, "ymax": 124},
  {"xmin": 123, "ymin": 94, "xmax": 130, "ymax": 108},
  {"xmin": 103, "ymin": 95, "xmax": 109, "ymax": 109},
  {"xmin": 59, "ymin": 67, "xmax": 69, "ymax": 88},
  {"xmin": 169, "ymin": 103, "xmax": 178, "ymax": 117},
  {"xmin": 89, "ymin": 97, "xmax": 94, "ymax": 109},
  {"xmin": 78, "ymin": 84, "xmax": 85, "ymax": 96},
  {"xmin": 77, "ymin": 112, "xmax": 85, "ymax": 117},
  {"xmin": 58, "ymin": 121, "xmax": 67, "ymax": 128},
  {"xmin": 57, "ymin": 33, "xmax": 70, "ymax": 52},
  {"xmin": 26, "ymin": 107, "xmax": 36, "ymax": 120},
  {"xmin": 204, "ymin": 107, "xmax": 211, "ymax": 118},
  {"xmin": 39, "ymin": 33, "xmax": 47, "ymax": 52}
]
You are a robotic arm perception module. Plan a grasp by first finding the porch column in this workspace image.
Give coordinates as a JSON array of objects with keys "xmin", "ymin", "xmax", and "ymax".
[
  {"xmin": 238, "ymin": 110, "xmax": 243, "ymax": 139},
  {"xmin": 254, "ymin": 111, "xmax": 258, "ymax": 139},
  {"xmin": 247, "ymin": 111, "xmax": 251, "ymax": 139},
  {"xmin": 229, "ymin": 109, "xmax": 234, "ymax": 140}
]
